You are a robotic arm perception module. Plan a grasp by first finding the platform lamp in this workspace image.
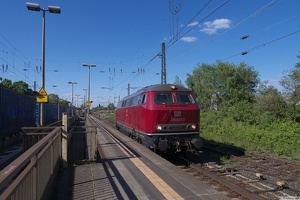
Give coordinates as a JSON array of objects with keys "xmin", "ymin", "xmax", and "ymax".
[
  {"xmin": 82, "ymin": 63, "xmax": 96, "ymax": 115},
  {"xmin": 83, "ymin": 89, "xmax": 88, "ymax": 114},
  {"xmin": 68, "ymin": 82, "xmax": 77, "ymax": 107},
  {"xmin": 26, "ymin": 2, "xmax": 61, "ymax": 126}
]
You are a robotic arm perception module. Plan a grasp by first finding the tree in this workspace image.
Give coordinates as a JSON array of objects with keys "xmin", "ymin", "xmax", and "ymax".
[
  {"xmin": 59, "ymin": 99, "xmax": 70, "ymax": 107},
  {"xmin": 254, "ymin": 81, "xmax": 287, "ymax": 118},
  {"xmin": 186, "ymin": 63, "xmax": 216, "ymax": 110},
  {"xmin": 48, "ymin": 93, "xmax": 70, "ymax": 107},
  {"xmin": 10, "ymin": 80, "xmax": 34, "ymax": 95},
  {"xmin": 98, "ymin": 104, "xmax": 106, "ymax": 110},
  {"xmin": 48, "ymin": 93, "xmax": 60, "ymax": 104},
  {"xmin": 0, "ymin": 78, "xmax": 12, "ymax": 88},
  {"xmin": 0, "ymin": 79, "xmax": 34, "ymax": 95},
  {"xmin": 186, "ymin": 61, "xmax": 259, "ymax": 111},
  {"xmin": 107, "ymin": 103, "xmax": 116, "ymax": 111},
  {"xmin": 280, "ymin": 53, "xmax": 300, "ymax": 104}
]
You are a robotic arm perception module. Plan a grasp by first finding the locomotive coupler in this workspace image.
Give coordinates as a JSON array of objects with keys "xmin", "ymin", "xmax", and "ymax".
[
  {"xmin": 174, "ymin": 141, "xmax": 181, "ymax": 153},
  {"xmin": 186, "ymin": 140, "xmax": 192, "ymax": 151}
]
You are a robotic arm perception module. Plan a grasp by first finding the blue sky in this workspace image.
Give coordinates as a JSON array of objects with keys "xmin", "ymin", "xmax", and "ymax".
[{"xmin": 1, "ymin": 0, "xmax": 300, "ymax": 107}]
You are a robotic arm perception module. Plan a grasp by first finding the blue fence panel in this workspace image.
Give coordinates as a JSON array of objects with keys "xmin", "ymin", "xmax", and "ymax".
[
  {"xmin": 0, "ymin": 87, "xmax": 70, "ymax": 136},
  {"xmin": 0, "ymin": 87, "xmax": 36, "ymax": 136}
]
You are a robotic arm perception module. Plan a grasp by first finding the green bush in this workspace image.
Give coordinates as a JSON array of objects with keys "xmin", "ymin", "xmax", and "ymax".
[{"xmin": 200, "ymin": 109, "xmax": 300, "ymax": 160}]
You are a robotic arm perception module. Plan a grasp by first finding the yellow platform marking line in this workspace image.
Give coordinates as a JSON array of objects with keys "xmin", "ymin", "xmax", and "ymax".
[
  {"xmin": 103, "ymin": 129, "xmax": 184, "ymax": 199},
  {"xmin": 130, "ymin": 158, "xmax": 184, "ymax": 200}
]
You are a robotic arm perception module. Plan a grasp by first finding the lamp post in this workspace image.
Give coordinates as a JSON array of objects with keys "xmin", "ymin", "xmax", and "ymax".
[
  {"xmin": 83, "ymin": 89, "xmax": 88, "ymax": 113},
  {"xmin": 83, "ymin": 89, "xmax": 88, "ymax": 103},
  {"xmin": 68, "ymin": 82, "xmax": 77, "ymax": 107},
  {"xmin": 82, "ymin": 63, "xmax": 96, "ymax": 115},
  {"xmin": 75, "ymin": 94, "xmax": 80, "ymax": 107},
  {"xmin": 26, "ymin": 2, "xmax": 61, "ymax": 126}
]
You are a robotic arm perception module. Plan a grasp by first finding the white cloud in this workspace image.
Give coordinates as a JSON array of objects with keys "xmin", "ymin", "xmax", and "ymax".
[
  {"xmin": 187, "ymin": 21, "xmax": 199, "ymax": 27},
  {"xmin": 180, "ymin": 36, "xmax": 198, "ymax": 43},
  {"xmin": 200, "ymin": 18, "xmax": 231, "ymax": 35}
]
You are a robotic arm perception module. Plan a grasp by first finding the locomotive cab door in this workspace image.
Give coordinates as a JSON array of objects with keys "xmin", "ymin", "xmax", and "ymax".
[
  {"xmin": 132, "ymin": 95, "xmax": 139, "ymax": 134},
  {"xmin": 136, "ymin": 93, "xmax": 146, "ymax": 133}
]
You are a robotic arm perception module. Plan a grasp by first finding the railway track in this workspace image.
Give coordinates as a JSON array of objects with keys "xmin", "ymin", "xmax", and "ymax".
[
  {"xmin": 177, "ymin": 156, "xmax": 267, "ymax": 200},
  {"xmin": 199, "ymin": 143, "xmax": 300, "ymax": 199},
  {"xmin": 92, "ymin": 114, "xmax": 300, "ymax": 199},
  {"xmin": 93, "ymin": 115, "xmax": 292, "ymax": 200}
]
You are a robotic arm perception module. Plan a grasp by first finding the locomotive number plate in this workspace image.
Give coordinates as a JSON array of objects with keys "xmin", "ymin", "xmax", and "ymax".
[
  {"xmin": 171, "ymin": 118, "xmax": 185, "ymax": 122},
  {"xmin": 174, "ymin": 111, "xmax": 181, "ymax": 117}
]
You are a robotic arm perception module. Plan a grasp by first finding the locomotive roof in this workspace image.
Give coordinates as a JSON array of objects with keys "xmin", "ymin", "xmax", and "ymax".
[{"xmin": 120, "ymin": 84, "xmax": 192, "ymax": 101}]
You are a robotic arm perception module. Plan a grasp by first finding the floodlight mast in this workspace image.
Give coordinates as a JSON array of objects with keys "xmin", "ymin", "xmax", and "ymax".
[{"xmin": 26, "ymin": 2, "xmax": 61, "ymax": 126}]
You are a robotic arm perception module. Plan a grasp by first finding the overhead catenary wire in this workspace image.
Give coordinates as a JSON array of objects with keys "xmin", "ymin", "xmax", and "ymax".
[
  {"xmin": 166, "ymin": 0, "xmax": 230, "ymax": 49},
  {"xmin": 168, "ymin": 0, "xmax": 183, "ymax": 42},
  {"xmin": 168, "ymin": 0, "xmax": 212, "ymax": 46},
  {"xmin": 0, "ymin": 33, "xmax": 39, "ymax": 75},
  {"xmin": 1, "ymin": 1, "xmax": 228, "ymax": 96},
  {"xmin": 107, "ymin": 0, "xmax": 281, "ymax": 95},
  {"xmin": 221, "ymin": 29, "xmax": 300, "ymax": 61},
  {"xmin": 165, "ymin": 0, "xmax": 283, "ymax": 63},
  {"xmin": 1, "ymin": 0, "xmax": 295, "ymax": 103},
  {"xmin": 116, "ymin": 0, "xmax": 229, "ymax": 89}
]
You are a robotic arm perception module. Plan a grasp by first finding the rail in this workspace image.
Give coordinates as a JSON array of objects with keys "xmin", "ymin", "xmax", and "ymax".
[{"xmin": 0, "ymin": 127, "xmax": 61, "ymax": 199}]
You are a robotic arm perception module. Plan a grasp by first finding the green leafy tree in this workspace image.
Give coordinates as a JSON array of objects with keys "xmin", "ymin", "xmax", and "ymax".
[
  {"xmin": 48, "ymin": 93, "xmax": 69, "ymax": 107},
  {"xmin": 107, "ymin": 103, "xmax": 116, "ymax": 111},
  {"xmin": 59, "ymin": 99, "xmax": 70, "ymax": 107},
  {"xmin": 254, "ymin": 81, "xmax": 287, "ymax": 118},
  {"xmin": 48, "ymin": 93, "xmax": 60, "ymax": 104},
  {"xmin": 280, "ymin": 53, "xmax": 300, "ymax": 104},
  {"xmin": 10, "ymin": 80, "xmax": 34, "ymax": 95},
  {"xmin": 279, "ymin": 53, "xmax": 300, "ymax": 122},
  {"xmin": 98, "ymin": 104, "xmax": 106, "ymax": 110},
  {"xmin": 186, "ymin": 63, "xmax": 215, "ymax": 110},
  {"xmin": 186, "ymin": 61, "xmax": 259, "ymax": 111},
  {"xmin": 0, "ymin": 78, "xmax": 12, "ymax": 88}
]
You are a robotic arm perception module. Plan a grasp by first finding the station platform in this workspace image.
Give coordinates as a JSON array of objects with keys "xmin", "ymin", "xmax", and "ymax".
[{"xmin": 50, "ymin": 121, "xmax": 230, "ymax": 200}]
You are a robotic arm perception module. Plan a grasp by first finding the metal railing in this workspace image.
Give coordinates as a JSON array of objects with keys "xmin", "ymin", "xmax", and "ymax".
[
  {"xmin": 0, "ymin": 127, "xmax": 61, "ymax": 199},
  {"xmin": 0, "ymin": 114, "xmax": 98, "ymax": 199},
  {"xmin": 67, "ymin": 125, "xmax": 97, "ymax": 164}
]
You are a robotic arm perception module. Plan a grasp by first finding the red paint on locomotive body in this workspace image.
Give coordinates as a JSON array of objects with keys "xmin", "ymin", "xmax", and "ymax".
[{"xmin": 116, "ymin": 84, "xmax": 203, "ymax": 152}]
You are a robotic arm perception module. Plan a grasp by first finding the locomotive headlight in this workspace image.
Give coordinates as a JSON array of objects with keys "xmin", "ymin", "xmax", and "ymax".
[
  {"xmin": 191, "ymin": 124, "xmax": 197, "ymax": 130},
  {"xmin": 156, "ymin": 125, "xmax": 162, "ymax": 131}
]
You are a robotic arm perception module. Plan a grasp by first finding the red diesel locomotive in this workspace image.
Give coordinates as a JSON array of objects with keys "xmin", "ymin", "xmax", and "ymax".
[{"xmin": 116, "ymin": 84, "xmax": 203, "ymax": 153}]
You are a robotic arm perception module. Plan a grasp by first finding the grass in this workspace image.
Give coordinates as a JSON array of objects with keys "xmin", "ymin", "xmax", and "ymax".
[{"xmin": 201, "ymin": 120, "xmax": 300, "ymax": 161}]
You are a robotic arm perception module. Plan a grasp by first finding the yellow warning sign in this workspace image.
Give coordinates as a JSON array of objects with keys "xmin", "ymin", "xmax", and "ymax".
[
  {"xmin": 36, "ymin": 87, "xmax": 48, "ymax": 103},
  {"xmin": 86, "ymin": 100, "xmax": 91, "ymax": 107}
]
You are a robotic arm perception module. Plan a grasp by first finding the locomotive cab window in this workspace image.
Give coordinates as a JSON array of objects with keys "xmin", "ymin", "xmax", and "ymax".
[
  {"xmin": 176, "ymin": 92, "xmax": 195, "ymax": 104},
  {"xmin": 132, "ymin": 96, "xmax": 139, "ymax": 106},
  {"xmin": 122, "ymin": 100, "xmax": 127, "ymax": 107},
  {"xmin": 126, "ymin": 98, "xmax": 133, "ymax": 107},
  {"xmin": 139, "ymin": 94, "xmax": 147, "ymax": 105},
  {"xmin": 154, "ymin": 92, "xmax": 173, "ymax": 104},
  {"xmin": 117, "ymin": 101, "xmax": 122, "ymax": 108}
]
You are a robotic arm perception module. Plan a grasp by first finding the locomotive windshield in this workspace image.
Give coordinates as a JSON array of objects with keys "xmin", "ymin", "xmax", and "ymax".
[
  {"xmin": 154, "ymin": 92, "xmax": 174, "ymax": 104},
  {"xmin": 176, "ymin": 92, "xmax": 195, "ymax": 104},
  {"xmin": 154, "ymin": 92, "xmax": 195, "ymax": 105}
]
